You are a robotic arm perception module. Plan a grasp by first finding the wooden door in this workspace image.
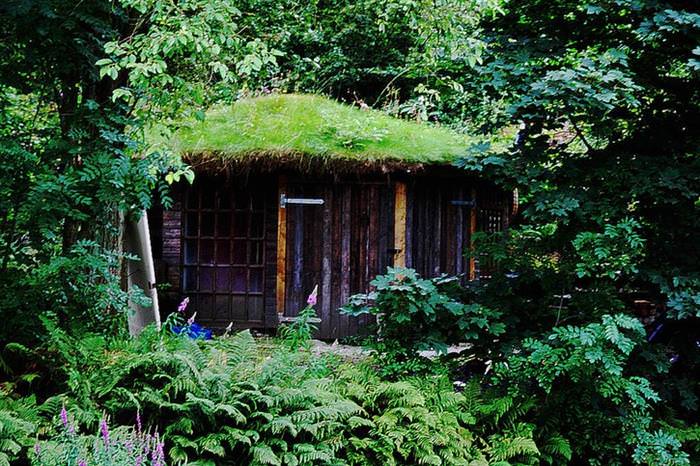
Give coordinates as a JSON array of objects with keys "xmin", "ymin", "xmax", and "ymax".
[
  {"xmin": 181, "ymin": 177, "xmax": 272, "ymax": 328},
  {"xmin": 406, "ymin": 179, "xmax": 473, "ymax": 279},
  {"xmin": 282, "ymin": 181, "xmax": 394, "ymax": 339}
]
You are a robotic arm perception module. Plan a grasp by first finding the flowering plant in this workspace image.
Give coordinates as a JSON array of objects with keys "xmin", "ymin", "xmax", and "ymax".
[
  {"xmin": 33, "ymin": 407, "xmax": 166, "ymax": 465},
  {"xmin": 279, "ymin": 285, "xmax": 320, "ymax": 350},
  {"xmin": 167, "ymin": 298, "xmax": 212, "ymax": 340}
]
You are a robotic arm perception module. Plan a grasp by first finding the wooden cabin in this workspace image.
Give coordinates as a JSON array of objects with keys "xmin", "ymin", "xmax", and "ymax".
[{"xmin": 149, "ymin": 94, "xmax": 513, "ymax": 339}]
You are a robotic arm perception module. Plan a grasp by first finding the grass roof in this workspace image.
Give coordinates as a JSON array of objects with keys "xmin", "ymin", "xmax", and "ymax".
[{"xmin": 164, "ymin": 94, "xmax": 475, "ymax": 172}]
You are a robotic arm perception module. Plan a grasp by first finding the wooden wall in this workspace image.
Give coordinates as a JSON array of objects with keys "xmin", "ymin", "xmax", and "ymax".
[{"xmin": 151, "ymin": 169, "xmax": 511, "ymax": 339}]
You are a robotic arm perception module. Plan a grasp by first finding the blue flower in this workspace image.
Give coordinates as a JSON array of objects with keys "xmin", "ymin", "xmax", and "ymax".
[{"xmin": 172, "ymin": 323, "xmax": 213, "ymax": 340}]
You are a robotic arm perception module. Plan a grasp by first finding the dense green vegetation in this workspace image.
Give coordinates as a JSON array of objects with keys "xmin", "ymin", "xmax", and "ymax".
[{"xmin": 1, "ymin": 0, "xmax": 698, "ymax": 465}]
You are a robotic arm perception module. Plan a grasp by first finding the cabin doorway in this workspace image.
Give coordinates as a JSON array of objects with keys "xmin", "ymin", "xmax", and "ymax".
[
  {"xmin": 280, "ymin": 180, "xmax": 395, "ymax": 339},
  {"xmin": 181, "ymin": 177, "xmax": 272, "ymax": 328}
]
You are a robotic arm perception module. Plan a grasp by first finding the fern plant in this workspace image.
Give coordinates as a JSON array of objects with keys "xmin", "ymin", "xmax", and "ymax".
[{"xmin": 0, "ymin": 395, "xmax": 37, "ymax": 466}]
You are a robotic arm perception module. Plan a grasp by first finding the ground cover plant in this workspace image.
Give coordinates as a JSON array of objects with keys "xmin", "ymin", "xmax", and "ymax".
[{"xmin": 1, "ymin": 0, "xmax": 699, "ymax": 464}]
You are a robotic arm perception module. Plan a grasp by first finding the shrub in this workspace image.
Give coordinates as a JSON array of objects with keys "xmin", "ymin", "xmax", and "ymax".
[
  {"xmin": 494, "ymin": 314, "xmax": 689, "ymax": 465},
  {"xmin": 341, "ymin": 267, "xmax": 505, "ymax": 357}
]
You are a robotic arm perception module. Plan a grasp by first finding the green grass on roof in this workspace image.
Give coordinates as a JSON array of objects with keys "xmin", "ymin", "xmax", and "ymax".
[{"xmin": 167, "ymin": 94, "xmax": 474, "ymax": 168}]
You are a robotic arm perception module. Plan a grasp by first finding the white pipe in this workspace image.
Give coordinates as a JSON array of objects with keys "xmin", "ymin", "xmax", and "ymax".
[{"xmin": 125, "ymin": 210, "xmax": 161, "ymax": 335}]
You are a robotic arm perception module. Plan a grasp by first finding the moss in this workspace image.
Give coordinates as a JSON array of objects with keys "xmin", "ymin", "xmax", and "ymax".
[{"xmin": 160, "ymin": 94, "xmax": 476, "ymax": 169}]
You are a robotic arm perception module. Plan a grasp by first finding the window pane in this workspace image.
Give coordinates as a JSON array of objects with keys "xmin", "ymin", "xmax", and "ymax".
[
  {"xmin": 201, "ymin": 186, "xmax": 215, "ymax": 209},
  {"xmin": 232, "ymin": 268, "xmax": 246, "ymax": 292},
  {"xmin": 185, "ymin": 212, "xmax": 198, "ymax": 236},
  {"xmin": 215, "ymin": 267, "xmax": 231, "ymax": 291},
  {"xmin": 200, "ymin": 239, "xmax": 214, "ymax": 264},
  {"xmin": 232, "ymin": 240, "xmax": 246, "ymax": 264},
  {"xmin": 200, "ymin": 267, "xmax": 214, "ymax": 291},
  {"xmin": 249, "ymin": 241, "xmax": 263, "ymax": 265},
  {"xmin": 186, "ymin": 189, "xmax": 198, "ymax": 209},
  {"xmin": 216, "ymin": 212, "xmax": 231, "ymax": 237},
  {"xmin": 249, "ymin": 268, "xmax": 263, "ymax": 293},
  {"xmin": 233, "ymin": 212, "xmax": 248, "ymax": 237},
  {"xmin": 231, "ymin": 296, "xmax": 246, "ymax": 320},
  {"xmin": 184, "ymin": 240, "xmax": 198, "ymax": 264},
  {"xmin": 248, "ymin": 296, "xmax": 263, "ymax": 321},
  {"xmin": 216, "ymin": 240, "xmax": 230, "ymax": 264},
  {"xmin": 199, "ymin": 295, "xmax": 214, "ymax": 319},
  {"xmin": 219, "ymin": 192, "xmax": 231, "ymax": 210},
  {"xmin": 251, "ymin": 193, "xmax": 265, "ymax": 211},
  {"xmin": 183, "ymin": 267, "xmax": 197, "ymax": 291},
  {"xmin": 201, "ymin": 212, "xmax": 215, "ymax": 237},
  {"xmin": 250, "ymin": 213, "xmax": 264, "ymax": 238},
  {"xmin": 234, "ymin": 189, "xmax": 250, "ymax": 210},
  {"xmin": 215, "ymin": 295, "xmax": 229, "ymax": 322}
]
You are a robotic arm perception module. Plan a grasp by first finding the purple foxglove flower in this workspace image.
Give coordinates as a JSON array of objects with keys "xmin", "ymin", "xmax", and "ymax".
[
  {"xmin": 136, "ymin": 411, "xmax": 142, "ymax": 433},
  {"xmin": 78, "ymin": 460, "xmax": 87, "ymax": 466},
  {"xmin": 186, "ymin": 312, "xmax": 197, "ymax": 325},
  {"xmin": 33, "ymin": 443, "xmax": 41, "ymax": 456},
  {"xmin": 307, "ymin": 285, "xmax": 318, "ymax": 307},
  {"xmin": 177, "ymin": 297, "xmax": 190, "ymax": 313},
  {"xmin": 60, "ymin": 405, "xmax": 68, "ymax": 428},
  {"xmin": 99, "ymin": 418, "xmax": 110, "ymax": 446}
]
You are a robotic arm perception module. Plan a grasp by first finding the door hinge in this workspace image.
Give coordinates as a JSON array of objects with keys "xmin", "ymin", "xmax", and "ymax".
[
  {"xmin": 450, "ymin": 199, "xmax": 476, "ymax": 208},
  {"xmin": 280, "ymin": 193, "xmax": 325, "ymax": 208}
]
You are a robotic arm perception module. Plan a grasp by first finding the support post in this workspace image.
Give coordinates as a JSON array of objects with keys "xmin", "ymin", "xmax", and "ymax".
[
  {"xmin": 125, "ymin": 211, "xmax": 161, "ymax": 335},
  {"xmin": 276, "ymin": 175, "xmax": 287, "ymax": 315},
  {"xmin": 393, "ymin": 181, "xmax": 407, "ymax": 268}
]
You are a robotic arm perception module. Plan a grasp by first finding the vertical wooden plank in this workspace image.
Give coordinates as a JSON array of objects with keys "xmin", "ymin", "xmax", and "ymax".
[
  {"xmin": 393, "ymin": 181, "xmax": 407, "ymax": 268},
  {"xmin": 405, "ymin": 183, "xmax": 413, "ymax": 269},
  {"xmin": 340, "ymin": 184, "xmax": 352, "ymax": 338},
  {"xmin": 290, "ymin": 203, "xmax": 304, "ymax": 316},
  {"xmin": 264, "ymin": 180, "xmax": 279, "ymax": 328},
  {"xmin": 455, "ymin": 186, "xmax": 465, "ymax": 277},
  {"xmin": 330, "ymin": 183, "xmax": 343, "ymax": 338},
  {"xmin": 469, "ymin": 187, "xmax": 477, "ymax": 281},
  {"xmin": 320, "ymin": 186, "xmax": 333, "ymax": 339},
  {"xmin": 276, "ymin": 175, "xmax": 287, "ymax": 315},
  {"xmin": 433, "ymin": 186, "xmax": 442, "ymax": 276}
]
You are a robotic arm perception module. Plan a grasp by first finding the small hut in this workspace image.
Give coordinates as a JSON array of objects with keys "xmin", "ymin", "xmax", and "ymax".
[{"xmin": 148, "ymin": 94, "xmax": 513, "ymax": 339}]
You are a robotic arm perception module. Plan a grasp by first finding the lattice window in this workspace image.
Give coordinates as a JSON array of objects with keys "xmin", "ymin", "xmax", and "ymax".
[
  {"xmin": 476, "ymin": 208, "xmax": 504, "ymax": 279},
  {"xmin": 181, "ymin": 182, "xmax": 266, "ymax": 325}
]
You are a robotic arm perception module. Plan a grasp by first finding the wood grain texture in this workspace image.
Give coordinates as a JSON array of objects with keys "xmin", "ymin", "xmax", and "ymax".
[
  {"xmin": 275, "ymin": 175, "xmax": 287, "ymax": 314},
  {"xmin": 393, "ymin": 181, "xmax": 407, "ymax": 268}
]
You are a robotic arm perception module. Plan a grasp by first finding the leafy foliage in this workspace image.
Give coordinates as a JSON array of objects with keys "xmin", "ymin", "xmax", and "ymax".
[
  {"xmin": 495, "ymin": 314, "xmax": 689, "ymax": 465},
  {"xmin": 342, "ymin": 267, "xmax": 505, "ymax": 357},
  {"xmin": 0, "ymin": 395, "xmax": 37, "ymax": 465}
]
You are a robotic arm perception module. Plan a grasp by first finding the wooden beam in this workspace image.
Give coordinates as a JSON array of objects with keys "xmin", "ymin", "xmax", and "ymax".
[
  {"xmin": 468, "ymin": 187, "xmax": 477, "ymax": 281},
  {"xmin": 276, "ymin": 175, "xmax": 287, "ymax": 315},
  {"xmin": 393, "ymin": 181, "xmax": 407, "ymax": 268}
]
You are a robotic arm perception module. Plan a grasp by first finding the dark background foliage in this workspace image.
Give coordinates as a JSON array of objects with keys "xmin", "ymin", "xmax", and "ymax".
[{"xmin": 1, "ymin": 0, "xmax": 699, "ymax": 464}]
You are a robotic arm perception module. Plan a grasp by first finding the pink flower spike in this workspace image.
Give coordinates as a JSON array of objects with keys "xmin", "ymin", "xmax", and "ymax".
[
  {"xmin": 60, "ymin": 405, "xmax": 68, "ymax": 428},
  {"xmin": 136, "ymin": 410, "xmax": 142, "ymax": 433},
  {"xmin": 186, "ymin": 312, "xmax": 197, "ymax": 325},
  {"xmin": 306, "ymin": 285, "xmax": 318, "ymax": 307},
  {"xmin": 78, "ymin": 460, "xmax": 87, "ymax": 466},
  {"xmin": 99, "ymin": 418, "xmax": 110, "ymax": 446},
  {"xmin": 177, "ymin": 297, "xmax": 190, "ymax": 313}
]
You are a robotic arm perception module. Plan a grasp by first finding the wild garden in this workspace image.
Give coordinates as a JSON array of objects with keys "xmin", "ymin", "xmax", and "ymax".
[{"xmin": 1, "ymin": 0, "xmax": 699, "ymax": 465}]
